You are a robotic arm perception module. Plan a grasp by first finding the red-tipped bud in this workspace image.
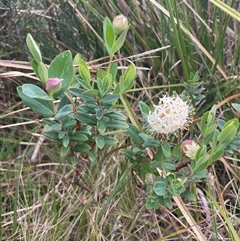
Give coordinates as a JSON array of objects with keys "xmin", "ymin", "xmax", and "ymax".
[
  {"xmin": 181, "ymin": 140, "xmax": 200, "ymax": 160},
  {"xmin": 113, "ymin": 14, "xmax": 128, "ymax": 35},
  {"xmin": 46, "ymin": 78, "xmax": 61, "ymax": 92}
]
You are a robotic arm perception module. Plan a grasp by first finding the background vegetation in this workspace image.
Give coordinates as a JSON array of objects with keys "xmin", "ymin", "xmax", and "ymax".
[{"xmin": 0, "ymin": 0, "xmax": 240, "ymax": 240}]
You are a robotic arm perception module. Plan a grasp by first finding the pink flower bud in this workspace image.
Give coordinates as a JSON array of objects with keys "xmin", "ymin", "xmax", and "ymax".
[
  {"xmin": 181, "ymin": 140, "xmax": 200, "ymax": 160},
  {"xmin": 46, "ymin": 78, "xmax": 61, "ymax": 92},
  {"xmin": 113, "ymin": 14, "xmax": 128, "ymax": 35}
]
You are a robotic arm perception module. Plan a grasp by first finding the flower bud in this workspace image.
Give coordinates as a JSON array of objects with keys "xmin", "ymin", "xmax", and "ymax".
[
  {"xmin": 113, "ymin": 14, "xmax": 128, "ymax": 35},
  {"xmin": 46, "ymin": 78, "xmax": 61, "ymax": 92},
  {"xmin": 181, "ymin": 140, "xmax": 200, "ymax": 160},
  {"xmin": 145, "ymin": 173, "xmax": 156, "ymax": 185}
]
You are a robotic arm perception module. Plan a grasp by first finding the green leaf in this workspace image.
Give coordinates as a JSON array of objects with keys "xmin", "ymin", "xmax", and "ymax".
[
  {"xmin": 171, "ymin": 143, "xmax": 183, "ymax": 160},
  {"xmin": 109, "ymin": 62, "xmax": 118, "ymax": 83},
  {"xmin": 139, "ymin": 101, "xmax": 150, "ymax": 119},
  {"xmin": 60, "ymin": 145, "xmax": 70, "ymax": 156},
  {"xmin": 97, "ymin": 69, "xmax": 112, "ymax": 89},
  {"xmin": 218, "ymin": 123, "xmax": 237, "ymax": 145},
  {"xmin": 113, "ymin": 83, "xmax": 120, "ymax": 94},
  {"xmin": 78, "ymin": 104, "xmax": 96, "ymax": 114},
  {"xmin": 69, "ymin": 132, "xmax": 88, "ymax": 142},
  {"xmin": 85, "ymin": 89, "xmax": 99, "ymax": 97},
  {"xmin": 103, "ymin": 136, "xmax": 118, "ymax": 145},
  {"xmin": 101, "ymin": 94, "xmax": 119, "ymax": 104},
  {"xmin": 127, "ymin": 124, "xmax": 142, "ymax": 146},
  {"xmin": 30, "ymin": 58, "xmax": 40, "ymax": 80},
  {"xmin": 106, "ymin": 120, "xmax": 128, "ymax": 129},
  {"xmin": 209, "ymin": 149, "xmax": 224, "ymax": 164},
  {"xmin": 17, "ymin": 86, "xmax": 55, "ymax": 118},
  {"xmin": 195, "ymin": 145, "xmax": 207, "ymax": 161},
  {"xmin": 211, "ymin": 129, "xmax": 220, "ymax": 150},
  {"xmin": 69, "ymin": 88, "xmax": 95, "ymax": 102},
  {"xmin": 161, "ymin": 142, "xmax": 171, "ymax": 159},
  {"xmin": 95, "ymin": 135, "xmax": 105, "ymax": 149},
  {"xmin": 200, "ymin": 105, "xmax": 216, "ymax": 134},
  {"xmin": 154, "ymin": 148, "xmax": 165, "ymax": 162},
  {"xmin": 73, "ymin": 53, "xmax": 81, "ymax": 65},
  {"xmin": 222, "ymin": 118, "xmax": 239, "ymax": 129},
  {"xmin": 145, "ymin": 198, "xmax": 160, "ymax": 210},
  {"xmin": 63, "ymin": 120, "xmax": 76, "ymax": 131},
  {"xmin": 217, "ymin": 119, "xmax": 226, "ymax": 130},
  {"xmin": 191, "ymin": 170, "xmax": 208, "ymax": 180},
  {"xmin": 88, "ymin": 151, "xmax": 96, "ymax": 162},
  {"xmin": 203, "ymin": 124, "xmax": 217, "ymax": 137},
  {"xmin": 232, "ymin": 103, "xmax": 240, "ymax": 113},
  {"xmin": 193, "ymin": 145, "xmax": 209, "ymax": 172},
  {"xmin": 202, "ymin": 131, "xmax": 215, "ymax": 146},
  {"xmin": 97, "ymin": 119, "xmax": 107, "ymax": 133},
  {"xmin": 103, "ymin": 17, "xmax": 115, "ymax": 55},
  {"xmin": 161, "ymin": 161, "xmax": 176, "ymax": 171},
  {"xmin": 95, "ymin": 109, "xmax": 104, "ymax": 120},
  {"xmin": 181, "ymin": 190, "xmax": 196, "ymax": 201},
  {"xmin": 73, "ymin": 144, "xmax": 91, "ymax": 153},
  {"xmin": 55, "ymin": 104, "xmax": 73, "ymax": 120},
  {"xmin": 21, "ymin": 84, "xmax": 53, "ymax": 100},
  {"xmin": 48, "ymin": 123, "xmax": 62, "ymax": 131},
  {"xmin": 153, "ymin": 181, "xmax": 168, "ymax": 196},
  {"xmin": 58, "ymin": 131, "xmax": 65, "ymax": 139},
  {"xmin": 75, "ymin": 111, "xmax": 96, "ymax": 125},
  {"xmin": 110, "ymin": 28, "xmax": 128, "ymax": 55},
  {"xmin": 38, "ymin": 62, "xmax": 48, "ymax": 83},
  {"xmin": 162, "ymin": 197, "xmax": 172, "ymax": 209},
  {"xmin": 199, "ymin": 111, "xmax": 208, "ymax": 133},
  {"xmin": 207, "ymin": 105, "xmax": 216, "ymax": 126},
  {"xmin": 44, "ymin": 131, "xmax": 59, "ymax": 140},
  {"xmin": 58, "ymin": 95, "xmax": 71, "ymax": 111},
  {"xmin": 62, "ymin": 135, "xmax": 69, "ymax": 147},
  {"xmin": 142, "ymin": 139, "xmax": 160, "ymax": 148},
  {"xmin": 120, "ymin": 149, "xmax": 134, "ymax": 159},
  {"xmin": 26, "ymin": 33, "xmax": 42, "ymax": 62},
  {"xmin": 105, "ymin": 110, "xmax": 126, "ymax": 121},
  {"xmin": 79, "ymin": 59, "xmax": 91, "ymax": 84},
  {"xmin": 122, "ymin": 63, "xmax": 136, "ymax": 92},
  {"xmin": 48, "ymin": 50, "xmax": 74, "ymax": 98},
  {"xmin": 193, "ymin": 154, "xmax": 209, "ymax": 172}
]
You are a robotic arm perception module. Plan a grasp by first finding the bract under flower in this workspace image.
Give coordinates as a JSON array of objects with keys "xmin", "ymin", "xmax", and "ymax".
[{"xmin": 147, "ymin": 93, "xmax": 193, "ymax": 135}]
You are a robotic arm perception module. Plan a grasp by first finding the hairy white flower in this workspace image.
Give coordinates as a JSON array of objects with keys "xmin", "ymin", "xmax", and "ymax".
[{"xmin": 147, "ymin": 93, "xmax": 193, "ymax": 135}]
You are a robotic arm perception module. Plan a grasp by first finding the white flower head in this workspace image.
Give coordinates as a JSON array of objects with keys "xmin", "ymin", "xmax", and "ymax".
[{"xmin": 147, "ymin": 93, "xmax": 194, "ymax": 135}]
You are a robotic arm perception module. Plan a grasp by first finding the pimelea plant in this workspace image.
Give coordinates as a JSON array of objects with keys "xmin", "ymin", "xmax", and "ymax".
[{"xmin": 17, "ymin": 15, "xmax": 239, "ymax": 210}]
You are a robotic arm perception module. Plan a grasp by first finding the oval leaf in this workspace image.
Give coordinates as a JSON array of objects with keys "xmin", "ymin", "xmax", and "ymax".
[
  {"xmin": 17, "ymin": 86, "xmax": 54, "ymax": 117},
  {"xmin": 106, "ymin": 120, "xmax": 128, "ymax": 129},
  {"xmin": 69, "ymin": 132, "xmax": 88, "ymax": 142},
  {"xmin": 55, "ymin": 104, "xmax": 73, "ymax": 120},
  {"xmin": 26, "ymin": 34, "xmax": 42, "ymax": 62},
  {"xmin": 103, "ymin": 17, "xmax": 115, "ymax": 55},
  {"xmin": 22, "ymin": 84, "xmax": 53, "ymax": 100},
  {"xmin": 38, "ymin": 62, "xmax": 48, "ymax": 83},
  {"xmin": 153, "ymin": 181, "xmax": 167, "ymax": 196},
  {"xmin": 110, "ymin": 28, "xmax": 128, "ymax": 55},
  {"xmin": 96, "ymin": 135, "xmax": 105, "ymax": 149}
]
